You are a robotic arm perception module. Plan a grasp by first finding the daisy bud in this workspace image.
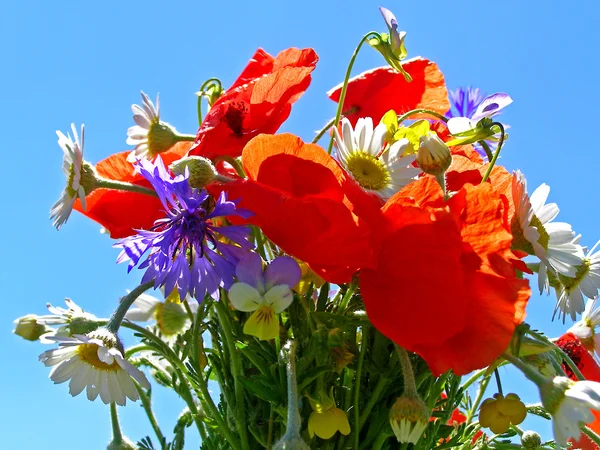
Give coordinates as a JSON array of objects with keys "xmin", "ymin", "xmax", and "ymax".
[
  {"xmin": 170, "ymin": 156, "xmax": 218, "ymax": 188},
  {"xmin": 389, "ymin": 394, "xmax": 429, "ymax": 444},
  {"xmin": 107, "ymin": 437, "xmax": 137, "ymax": 450},
  {"xmin": 521, "ymin": 430, "xmax": 542, "ymax": 449},
  {"xmin": 416, "ymin": 132, "xmax": 452, "ymax": 176},
  {"xmin": 13, "ymin": 314, "xmax": 52, "ymax": 341},
  {"xmin": 155, "ymin": 301, "xmax": 189, "ymax": 336}
]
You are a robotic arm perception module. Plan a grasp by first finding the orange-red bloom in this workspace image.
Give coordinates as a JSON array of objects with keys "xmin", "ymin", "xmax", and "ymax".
[
  {"xmin": 557, "ymin": 333, "xmax": 600, "ymax": 450},
  {"xmin": 219, "ymin": 133, "xmax": 383, "ymax": 283},
  {"xmin": 73, "ymin": 142, "xmax": 190, "ymax": 238},
  {"xmin": 327, "ymin": 57, "xmax": 450, "ymax": 126},
  {"xmin": 360, "ymin": 177, "xmax": 530, "ymax": 375},
  {"xmin": 189, "ymin": 48, "xmax": 318, "ymax": 160}
]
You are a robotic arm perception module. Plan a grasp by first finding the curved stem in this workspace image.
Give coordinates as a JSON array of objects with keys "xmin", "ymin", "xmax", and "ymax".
[
  {"xmin": 481, "ymin": 122, "xmax": 505, "ymax": 183},
  {"xmin": 312, "ymin": 108, "xmax": 356, "ymax": 144},
  {"xmin": 96, "ymin": 178, "xmax": 157, "ymax": 197},
  {"xmin": 502, "ymin": 352, "xmax": 548, "ymax": 386},
  {"xmin": 397, "ymin": 108, "xmax": 449, "ymax": 124},
  {"xmin": 214, "ymin": 300, "xmax": 250, "ymax": 450},
  {"xmin": 213, "ymin": 155, "xmax": 246, "ymax": 178},
  {"xmin": 478, "ymin": 140, "xmax": 494, "ymax": 161},
  {"xmin": 395, "ymin": 345, "xmax": 418, "ymax": 397},
  {"xmin": 106, "ymin": 281, "xmax": 155, "ymax": 334},
  {"xmin": 327, "ymin": 32, "xmax": 379, "ymax": 155},
  {"xmin": 466, "ymin": 372, "xmax": 491, "ymax": 423},
  {"xmin": 353, "ymin": 326, "xmax": 369, "ymax": 449},
  {"xmin": 135, "ymin": 383, "xmax": 167, "ymax": 448},
  {"xmin": 174, "ymin": 133, "xmax": 197, "ymax": 141},
  {"xmin": 528, "ymin": 329, "xmax": 585, "ymax": 381}
]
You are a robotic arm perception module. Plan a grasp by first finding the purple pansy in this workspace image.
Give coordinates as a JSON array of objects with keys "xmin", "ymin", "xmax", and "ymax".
[{"xmin": 114, "ymin": 157, "xmax": 253, "ymax": 301}]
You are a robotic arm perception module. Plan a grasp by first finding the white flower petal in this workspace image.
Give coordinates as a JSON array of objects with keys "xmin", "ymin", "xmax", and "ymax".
[
  {"xmin": 229, "ymin": 283, "xmax": 262, "ymax": 312},
  {"xmin": 264, "ymin": 285, "xmax": 294, "ymax": 313}
]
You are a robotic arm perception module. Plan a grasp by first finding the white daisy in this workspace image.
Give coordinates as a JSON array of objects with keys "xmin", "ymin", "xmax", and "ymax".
[
  {"xmin": 551, "ymin": 241, "xmax": 600, "ymax": 321},
  {"xmin": 36, "ymin": 298, "xmax": 100, "ymax": 342},
  {"xmin": 50, "ymin": 123, "xmax": 86, "ymax": 230},
  {"xmin": 39, "ymin": 328, "xmax": 150, "ymax": 405},
  {"xmin": 543, "ymin": 377, "xmax": 600, "ymax": 447},
  {"xmin": 512, "ymin": 171, "xmax": 584, "ymax": 282},
  {"xmin": 333, "ymin": 117, "xmax": 420, "ymax": 199},
  {"xmin": 126, "ymin": 92, "xmax": 180, "ymax": 162}
]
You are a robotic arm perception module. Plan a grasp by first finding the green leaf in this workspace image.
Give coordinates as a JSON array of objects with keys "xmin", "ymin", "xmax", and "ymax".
[{"xmin": 237, "ymin": 375, "xmax": 282, "ymax": 403}]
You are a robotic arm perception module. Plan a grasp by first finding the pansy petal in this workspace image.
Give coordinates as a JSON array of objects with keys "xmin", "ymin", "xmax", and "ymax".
[
  {"xmin": 264, "ymin": 256, "xmax": 302, "ymax": 289},
  {"xmin": 264, "ymin": 285, "xmax": 294, "ymax": 313},
  {"xmin": 243, "ymin": 306, "xmax": 279, "ymax": 340},
  {"xmin": 229, "ymin": 282, "xmax": 262, "ymax": 312},
  {"xmin": 235, "ymin": 253, "xmax": 265, "ymax": 291}
]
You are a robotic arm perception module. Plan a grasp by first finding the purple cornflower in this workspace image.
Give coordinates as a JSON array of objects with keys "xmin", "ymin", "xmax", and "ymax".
[
  {"xmin": 447, "ymin": 86, "xmax": 487, "ymax": 119},
  {"xmin": 114, "ymin": 158, "xmax": 253, "ymax": 301}
]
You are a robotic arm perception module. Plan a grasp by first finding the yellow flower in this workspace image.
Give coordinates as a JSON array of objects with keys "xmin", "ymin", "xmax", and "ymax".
[
  {"xmin": 293, "ymin": 259, "xmax": 325, "ymax": 295},
  {"xmin": 479, "ymin": 393, "xmax": 526, "ymax": 434},
  {"xmin": 307, "ymin": 392, "xmax": 351, "ymax": 440}
]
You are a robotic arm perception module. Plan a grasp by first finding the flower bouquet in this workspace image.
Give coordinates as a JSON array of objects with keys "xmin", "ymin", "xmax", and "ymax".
[{"xmin": 15, "ymin": 6, "xmax": 600, "ymax": 450}]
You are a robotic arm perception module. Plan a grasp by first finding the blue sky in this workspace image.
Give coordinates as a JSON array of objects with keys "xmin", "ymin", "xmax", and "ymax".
[{"xmin": 2, "ymin": 0, "xmax": 600, "ymax": 448}]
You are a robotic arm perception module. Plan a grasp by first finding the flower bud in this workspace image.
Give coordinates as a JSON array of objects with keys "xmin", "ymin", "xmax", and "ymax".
[
  {"xmin": 155, "ymin": 301, "xmax": 189, "ymax": 336},
  {"xmin": 170, "ymin": 156, "xmax": 217, "ymax": 188},
  {"xmin": 147, "ymin": 122, "xmax": 180, "ymax": 156},
  {"xmin": 13, "ymin": 315, "xmax": 51, "ymax": 341},
  {"xmin": 416, "ymin": 132, "xmax": 452, "ymax": 176},
  {"xmin": 272, "ymin": 435, "xmax": 310, "ymax": 450},
  {"xmin": 540, "ymin": 376, "xmax": 572, "ymax": 414},
  {"xmin": 389, "ymin": 394, "xmax": 429, "ymax": 444},
  {"xmin": 521, "ymin": 430, "xmax": 542, "ymax": 449}
]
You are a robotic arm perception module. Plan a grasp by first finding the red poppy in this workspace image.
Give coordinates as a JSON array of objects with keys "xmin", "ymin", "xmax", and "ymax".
[
  {"xmin": 73, "ymin": 142, "xmax": 190, "ymax": 238},
  {"xmin": 327, "ymin": 57, "xmax": 450, "ymax": 126},
  {"xmin": 360, "ymin": 178, "xmax": 530, "ymax": 375},
  {"xmin": 189, "ymin": 48, "xmax": 318, "ymax": 160},
  {"xmin": 219, "ymin": 133, "xmax": 383, "ymax": 283},
  {"xmin": 557, "ymin": 333, "xmax": 600, "ymax": 450}
]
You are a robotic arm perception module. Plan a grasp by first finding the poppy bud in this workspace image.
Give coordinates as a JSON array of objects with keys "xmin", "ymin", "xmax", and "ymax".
[
  {"xmin": 170, "ymin": 156, "xmax": 218, "ymax": 188},
  {"xmin": 521, "ymin": 430, "xmax": 542, "ymax": 449}
]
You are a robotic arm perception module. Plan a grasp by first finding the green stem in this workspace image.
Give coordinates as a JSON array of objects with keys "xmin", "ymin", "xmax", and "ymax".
[
  {"xmin": 370, "ymin": 432, "xmax": 390, "ymax": 450},
  {"xmin": 327, "ymin": 32, "xmax": 379, "ymax": 155},
  {"xmin": 338, "ymin": 281, "xmax": 357, "ymax": 314},
  {"xmin": 478, "ymin": 140, "xmax": 494, "ymax": 161},
  {"xmin": 121, "ymin": 321, "xmax": 241, "ymax": 450},
  {"xmin": 135, "ymin": 384, "xmax": 167, "ymax": 448},
  {"xmin": 358, "ymin": 376, "xmax": 388, "ymax": 430},
  {"xmin": 502, "ymin": 352, "xmax": 548, "ymax": 386},
  {"xmin": 494, "ymin": 369, "xmax": 504, "ymax": 396},
  {"xmin": 397, "ymin": 108, "xmax": 449, "ymax": 124},
  {"xmin": 395, "ymin": 345, "xmax": 418, "ymax": 397},
  {"xmin": 109, "ymin": 403, "xmax": 124, "ymax": 444},
  {"xmin": 312, "ymin": 109, "xmax": 356, "ymax": 144},
  {"xmin": 96, "ymin": 178, "xmax": 157, "ymax": 197},
  {"xmin": 106, "ymin": 281, "xmax": 155, "ymax": 334},
  {"xmin": 213, "ymin": 155, "xmax": 246, "ymax": 178},
  {"xmin": 214, "ymin": 300, "xmax": 250, "ymax": 450},
  {"xmin": 174, "ymin": 133, "xmax": 197, "ymax": 141},
  {"xmin": 582, "ymin": 425, "xmax": 600, "ymax": 447},
  {"xmin": 266, "ymin": 406, "xmax": 275, "ymax": 450},
  {"xmin": 353, "ymin": 326, "xmax": 369, "ymax": 449},
  {"xmin": 466, "ymin": 372, "xmax": 492, "ymax": 423},
  {"xmin": 280, "ymin": 342, "xmax": 303, "ymax": 439},
  {"xmin": 481, "ymin": 122, "xmax": 505, "ymax": 183}
]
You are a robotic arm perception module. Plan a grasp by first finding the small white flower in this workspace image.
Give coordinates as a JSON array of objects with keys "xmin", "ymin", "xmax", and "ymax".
[
  {"xmin": 512, "ymin": 171, "xmax": 584, "ymax": 291},
  {"xmin": 334, "ymin": 117, "xmax": 420, "ymax": 199},
  {"xmin": 545, "ymin": 377, "xmax": 600, "ymax": 447},
  {"xmin": 124, "ymin": 291, "xmax": 197, "ymax": 337},
  {"xmin": 50, "ymin": 124, "xmax": 86, "ymax": 230},
  {"xmin": 569, "ymin": 297, "xmax": 600, "ymax": 357},
  {"xmin": 36, "ymin": 298, "xmax": 100, "ymax": 342},
  {"xmin": 126, "ymin": 92, "xmax": 180, "ymax": 162},
  {"xmin": 39, "ymin": 328, "xmax": 150, "ymax": 405}
]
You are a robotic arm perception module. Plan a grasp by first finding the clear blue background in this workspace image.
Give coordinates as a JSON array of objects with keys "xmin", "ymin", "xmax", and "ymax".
[{"xmin": 2, "ymin": 0, "xmax": 599, "ymax": 448}]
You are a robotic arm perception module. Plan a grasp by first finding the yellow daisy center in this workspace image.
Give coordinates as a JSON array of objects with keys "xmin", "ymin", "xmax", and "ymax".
[
  {"xmin": 77, "ymin": 343, "xmax": 120, "ymax": 371},
  {"xmin": 345, "ymin": 152, "xmax": 389, "ymax": 191}
]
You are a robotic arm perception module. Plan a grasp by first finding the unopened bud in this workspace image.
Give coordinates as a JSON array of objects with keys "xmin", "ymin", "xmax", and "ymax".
[
  {"xmin": 13, "ymin": 315, "xmax": 51, "ymax": 341},
  {"xmin": 107, "ymin": 437, "xmax": 137, "ymax": 450},
  {"xmin": 521, "ymin": 430, "xmax": 542, "ymax": 449},
  {"xmin": 170, "ymin": 156, "xmax": 218, "ymax": 188},
  {"xmin": 148, "ymin": 122, "xmax": 179, "ymax": 156},
  {"xmin": 155, "ymin": 301, "xmax": 189, "ymax": 336},
  {"xmin": 389, "ymin": 394, "xmax": 429, "ymax": 444},
  {"xmin": 416, "ymin": 132, "xmax": 452, "ymax": 176}
]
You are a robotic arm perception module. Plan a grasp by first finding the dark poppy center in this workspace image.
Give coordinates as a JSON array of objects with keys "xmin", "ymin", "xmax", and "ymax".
[{"xmin": 224, "ymin": 101, "xmax": 248, "ymax": 136}]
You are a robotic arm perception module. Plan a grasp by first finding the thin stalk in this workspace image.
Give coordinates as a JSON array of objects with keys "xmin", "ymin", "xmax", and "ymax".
[
  {"xmin": 353, "ymin": 326, "xmax": 369, "ymax": 449},
  {"xmin": 481, "ymin": 122, "xmax": 505, "ymax": 183},
  {"xmin": 106, "ymin": 281, "xmax": 155, "ymax": 334},
  {"xmin": 96, "ymin": 178, "xmax": 157, "ymax": 197},
  {"xmin": 397, "ymin": 108, "xmax": 449, "ymax": 124},
  {"xmin": 466, "ymin": 372, "xmax": 492, "ymax": 423},
  {"xmin": 214, "ymin": 300, "xmax": 250, "ymax": 450},
  {"xmin": 494, "ymin": 369, "xmax": 504, "ymax": 396},
  {"xmin": 109, "ymin": 403, "xmax": 124, "ymax": 444},
  {"xmin": 502, "ymin": 352, "xmax": 548, "ymax": 386},
  {"xmin": 358, "ymin": 376, "xmax": 388, "ymax": 430},
  {"xmin": 327, "ymin": 32, "xmax": 379, "ymax": 155},
  {"xmin": 312, "ymin": 108, "xmax": 356, "ymax": 144},
  {"xmin": 582, "ymin": 425, "xmax": 600, "ymax": 447},
  {"xmin": 478, "ymin": 140, "xmax": 494, "ymax": 161},
  {"xmin": 135, "ymin": 384, "xmax": 167, "ymax": 448}
]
